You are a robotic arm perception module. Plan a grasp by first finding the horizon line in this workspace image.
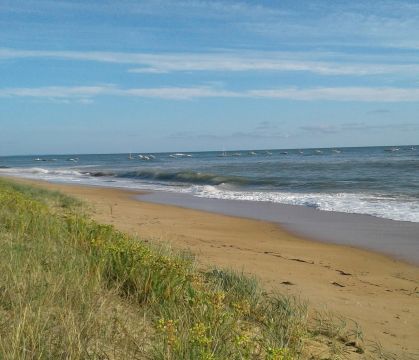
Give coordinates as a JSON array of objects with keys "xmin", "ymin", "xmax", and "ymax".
[{"xmin": 1, "ymin": 143, "xmax": 417, "ymax": 158}]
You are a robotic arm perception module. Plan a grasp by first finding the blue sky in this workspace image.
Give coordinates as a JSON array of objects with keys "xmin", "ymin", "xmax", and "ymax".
[{"xmin": 1, "ymin": 0, "xmax": 419, "ymax": 155}]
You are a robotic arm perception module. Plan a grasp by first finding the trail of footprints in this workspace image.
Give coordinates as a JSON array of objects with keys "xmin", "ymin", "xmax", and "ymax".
[{"xmin": 206, "ymin": 241, "xmax": 417, "ymax": 295}]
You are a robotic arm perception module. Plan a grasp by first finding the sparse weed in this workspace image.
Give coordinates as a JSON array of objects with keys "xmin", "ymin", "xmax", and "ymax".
[{"xmin": 0, "ymin": 178, "xmax": 373, "ymax": 359}]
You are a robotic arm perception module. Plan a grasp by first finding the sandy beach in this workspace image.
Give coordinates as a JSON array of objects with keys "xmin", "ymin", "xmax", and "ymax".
[
  {"xmin": 7, "ymin": 177, "xmax": 419, "ymax": 358},
  {"xmin": 139, "ymin": 191, "xmax": 419, "ymax": 265}
]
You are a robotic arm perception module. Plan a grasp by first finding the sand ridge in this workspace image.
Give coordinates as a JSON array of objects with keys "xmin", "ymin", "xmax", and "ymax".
[{"xmin": 8, "ymin": 178, "xmax": 419, "ymax": 358}]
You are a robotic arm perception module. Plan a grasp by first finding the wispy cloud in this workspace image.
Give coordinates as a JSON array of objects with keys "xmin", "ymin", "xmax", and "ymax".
[
  {"xmin": 248, "ymin": 87, "xmax": 419, "ymax": 102},
  {"xmin": 0, "ymin": 0, "xmax": 283, "ymax": 19},
  {"xmin": 300, "ymin": 124, "xmax": 340, "ymax": 134},
  {"xmin": 120, "ymin": 86, "xmax": 238, "ymax": 100},
  {"xmin": 300, "ymin": 121, "xmax": 419, "ymax": 134},
  {"xmin": 239, "ymin": 1, "xmax": 419, "ymax": 50},
  {"xmin": 0, "ymin": 85, "xmax": 112, "ymax": 98},
  {"xmin": 168, "ymin": 128, "xmax": 289, "ymax": 141},
  {"xmin": 2, "ymin": 48, "xmax": 419, "ymax": 76},
  {"xmin": 3, "ymin": 0, "xmax": 419, "ymax": 61},
  {"xmin": 2, "ymin": 85, "xmax": 419, "ymax": 102},
  {"xmin": 0, "ymin": 85, "xmax": 238, "ymax": 100}
]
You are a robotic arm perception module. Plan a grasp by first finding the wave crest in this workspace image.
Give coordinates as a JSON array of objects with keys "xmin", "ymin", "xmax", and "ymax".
[{"xmin": 90, "ymin": 169, "xmax": 272, "ymax": 186}]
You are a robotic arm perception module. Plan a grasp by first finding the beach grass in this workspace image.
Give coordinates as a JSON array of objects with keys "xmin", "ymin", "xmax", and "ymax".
[{"xmin": 0, "ymin": 178, "xmax": 367, "ymax": 359}]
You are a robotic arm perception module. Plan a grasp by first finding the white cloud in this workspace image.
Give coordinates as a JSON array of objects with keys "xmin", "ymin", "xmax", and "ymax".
[
  {"xmin": 300, "ymin": 121, "xmax": 419, "ymax": 134},
  {"xmin": 0, "ymin": 0, "xmax": 283, "ymax": 19},
  {"xmin": 0, "ymin": 85, "xmax": 237, "ymax": 100},
  {"xmin": 0, "ymin": 85, "xmax": 113, "ymax": 98},
  {"xmin": 1, "ymin": 48, "xmax": 419, "ymax": 76},
  {"xmin": 120, "ymin": 87, "xmax": 238, "ymax": 100},
  {"xmin": 3, "ymin": 1, "xmax": 419, "ymax": 55},
  {"xmin": 238, "ymin": 1, "xmax": 419, "ymax": 50},
  {"xmin": 2, "ymin": 84, "xmax": 419, "ymax": 102},
  {"xmin": 248, "ymin": 87, "xmax": 419, "ymax": 102}
]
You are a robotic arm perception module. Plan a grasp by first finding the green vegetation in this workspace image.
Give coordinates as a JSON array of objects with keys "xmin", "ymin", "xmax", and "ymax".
[{"xmin": 0, "ymin": 179, "xmax": 368, "ymax": 359}]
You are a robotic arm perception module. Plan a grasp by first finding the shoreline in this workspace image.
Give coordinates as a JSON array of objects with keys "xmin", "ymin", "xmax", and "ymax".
[
  {"xmin": 2, "ymin": 173, "xmax": 419, "ymax": 264},
  {"xmin": 2, "ymin": 176, "xmax": 419, "ymax": 357},
  {"xmin": 138, "ymin": 190, "xmax": 419, "ymax": 266}
]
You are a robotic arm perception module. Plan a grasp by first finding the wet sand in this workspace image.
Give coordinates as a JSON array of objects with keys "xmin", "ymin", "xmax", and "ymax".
[
  {"xmin": 139, "ymin": 191, "xmax": 419, "ymax": 265},
  {"xmin": 5, "ymin": 177, "xmax": 419, "ymax": 358}
]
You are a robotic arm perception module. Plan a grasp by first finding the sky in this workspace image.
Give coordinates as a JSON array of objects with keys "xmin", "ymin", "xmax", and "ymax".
[{"xmin": 1, "ymin": 0, "xmax": 419, "ymax": 155}]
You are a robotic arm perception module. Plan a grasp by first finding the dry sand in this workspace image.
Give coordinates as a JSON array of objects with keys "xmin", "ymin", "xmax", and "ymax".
[{"xmin": 8, "ymin": 178, "xmax": 419, "ymax": 358}]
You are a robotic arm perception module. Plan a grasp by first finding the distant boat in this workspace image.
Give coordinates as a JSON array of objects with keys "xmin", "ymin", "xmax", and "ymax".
[
  {"xmin": 231, "ymin": 152, "xmax": 241, "ymax": 156},
  {"xmin": 265, "ymin": 151, "xmax": 273, "ymax": 155},
  {"xmin": 384, "ymin": 147, "xmax": 400, "ymax": 152},
  {"xmin": 128, "ymin": 153, "xmax": 134, "ymax": 160},
  {"xmin": 169, "ymin": 153, "xmax": 192, "ymax": 158},
  {"xmin": 298, "ymin": 150, "xmax": 304, "ymax": 155},
  {"xmin": 35, "ymin": 157, "xmax": 56, "ymax": 162},
  {"xmin": 249, "ymin": 151, "xmax": 257, "ymax": 155},
  {"xmin": 332, "ymin": 149, "xmax": 341, "ymax": 154},
  {"xmin": 218, "ymin": 146, "xmax": 227, "ymax": 157},
  {"xmin": 67, "ymin": 157, "xmax": 79, "ymax": 162},
  {"xmin": 280, "ymin": 151, "xmax": 288, "ymax": 155},
  {"xmin": 408, "ymin": 147, "xmax": 416, "ymax": 151},
  {"xmin": 314, "ymin": 150, "xmax": 323, "ymax": 154}
]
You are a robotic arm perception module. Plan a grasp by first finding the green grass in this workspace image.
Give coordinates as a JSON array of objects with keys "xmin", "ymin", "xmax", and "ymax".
[{"xmin": 0, "ymin": 178, "xmax": 368, "ymax": 359}]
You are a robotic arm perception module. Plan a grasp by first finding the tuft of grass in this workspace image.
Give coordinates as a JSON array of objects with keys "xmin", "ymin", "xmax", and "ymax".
[
  {"xmin": 0, "ymin": 178, "xmax": 82, "ymax": 210},
  {"xmin": 0, "ymin": 178, "xmax": 373, "ymax": 359}
]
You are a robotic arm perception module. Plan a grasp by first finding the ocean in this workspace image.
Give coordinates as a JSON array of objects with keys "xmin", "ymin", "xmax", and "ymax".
[{"xmin": 1, "ymin": 146, "xmax": 418, "ymax": 223}]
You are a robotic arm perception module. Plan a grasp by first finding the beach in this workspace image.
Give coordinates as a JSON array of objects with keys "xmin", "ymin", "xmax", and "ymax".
[
  {"xmin": 139, "ymin": 190, "xmax": 419, "ymax": 265},
  {"xmin": 8, "ymin": 177, "xmax": 419, "ymax": 358},
  {"xmin": 4, "ymin": 1, "xmax": 419, "ymax": 357}
]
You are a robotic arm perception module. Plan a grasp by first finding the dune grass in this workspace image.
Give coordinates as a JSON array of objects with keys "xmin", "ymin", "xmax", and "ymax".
[{"xmin": 0, "ymin": 178, "xmax": 368, "ymax": 359}]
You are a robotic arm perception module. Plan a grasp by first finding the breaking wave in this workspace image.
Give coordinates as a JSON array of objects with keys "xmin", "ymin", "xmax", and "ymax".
[{"xmin": 86, "ymin": 169, "xmax": 274, "ymax": 186}]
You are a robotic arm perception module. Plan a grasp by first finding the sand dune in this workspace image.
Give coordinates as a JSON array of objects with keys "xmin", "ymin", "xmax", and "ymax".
[{"xmin": 8, "ymin": 177, "xmax": 419, "ymax": 358}]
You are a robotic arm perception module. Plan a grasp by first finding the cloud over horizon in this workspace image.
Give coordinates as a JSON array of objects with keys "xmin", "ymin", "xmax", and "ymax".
[
  {"xmin": 1, "ymin": 0, "xmax": 419, "ymax": 154},
  {"xmin": 1, "ymin": 85, "xmax": 419, "ymax": 102},
  {"xmin": 1, "ymin": 48, "xmax": 419, "ymax": 77}
]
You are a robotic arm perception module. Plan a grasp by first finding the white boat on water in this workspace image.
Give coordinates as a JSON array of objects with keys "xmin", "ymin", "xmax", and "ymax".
[
  {"xmin": 169, "ymin": 153, "xmax": 192, "ymax": 158},
  {"xmin": 128, "ymin": 153, "xmax": 134, "ymax": 160},
  {"xmin": 218, "ymin": 146, "xmax": 227, "ymax": 157},
  {"xmin": 332, "ymin": 149, "xmax": 341, "ymax": 153},
  {"xmin": 384, "ymin": 147, "xmax": 400, "ymax": 152},
  {"xmin": 315, "ymin": 150, "xmax": 322, "ymax": 154},
  {"xmin": 249, "ymin": 151, "xmax": 257, "ymax": 155},
  {"xmin": 34, "ymin": 157, "xmax": 56, "ymax": 162}
]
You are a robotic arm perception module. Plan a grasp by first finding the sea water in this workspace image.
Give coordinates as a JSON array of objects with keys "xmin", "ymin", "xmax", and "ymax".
[{"xmin": 1, "ymin": 146, "xmax": 418, "ymax": 223}]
